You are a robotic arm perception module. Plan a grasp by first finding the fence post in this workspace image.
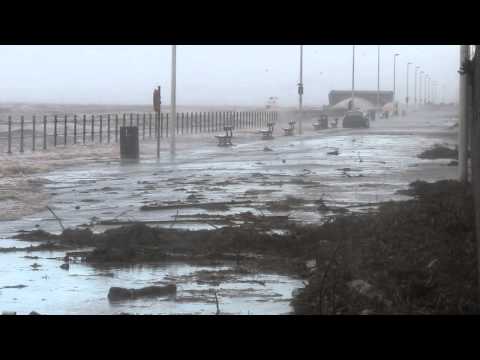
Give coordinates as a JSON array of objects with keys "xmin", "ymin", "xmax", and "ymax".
[
  {"xmin": 107, "ymin": 114, "xmax": 111, "ymax": 144},
  {"xmin": 99, "ymin": 115, "xmax": 103, "ymax": 144},
  {"xmin": 136, "ymin": 113, "xmax": 140, "ymax": 129},
  {"xmin": 114, "ymin": 115, "xmax": 118, "ymax": 143},
  {"xmin": 43, "ymin": 116, "xmax": 47, "ymax": 150},
  {"xmin": 142, "ymin": 113, "xmax": 146, "ymax": 140},
  {"xmin": 7, "ymin": 116, "xmax": 12, "ymax": 154},
  {"xmin": 149, "ymin": 113, "xmax": 152, "ymax": 138},
  {"xmin": 74, "ymin": 115, "xmax": 77, "ymax": 145},
  {"xmin": 64, "ymin": 115, "xmax": 68, "ymax": 146},
  {"xmin": 91, "ymin": 115, "xmax": 95, "ymax": 143},
  {"xmin": 83, "ymin": 115, "xmax": 86, "ymax": 144},
  {"xmin": 123, "ymin": 114, "xmax": 126, "ymax": 127},
  {"xmin": 181, "ymin": 113, "xmax": 184, "ymax": 135},
  {"xmin": 177, "ymin": 113, "xmax": 180, "ymax": 135},
  {"xmin": 32, "ymin": 115, "xmax": 36, "ymax": 152},
  {"xmin": 166, "ymin": 113, "xmax": 169, "ymax": 138},
  {"xmin": 54, "ymin": 115, "xmax": 58, "ymax": 147},
  {"xmin": 130, "ymin": 113, "xmax": 133, "ymax": 127},
  {"xmin": 20, "ymin": 116, "xmax": 24, "ymax": 153},
  {"xmin": 160, "ymin": 112, "xmax": 163, "ymax": 138}
]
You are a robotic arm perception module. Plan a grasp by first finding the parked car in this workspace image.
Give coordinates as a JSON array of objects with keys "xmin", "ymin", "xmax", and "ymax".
[{"xmin": 342, "ymin": 111, "xmax": 370, "ymax": 128}]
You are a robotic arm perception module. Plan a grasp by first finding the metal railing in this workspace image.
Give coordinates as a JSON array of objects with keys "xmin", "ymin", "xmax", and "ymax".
[{"xmin": 0, "ymin": 111, "xmax": 278, "ymax": 154}]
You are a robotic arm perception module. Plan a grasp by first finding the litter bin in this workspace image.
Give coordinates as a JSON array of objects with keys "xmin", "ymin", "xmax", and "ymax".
[{"xmin": 120, "ymin": 126, "xmax": 139, "ymax": 160}]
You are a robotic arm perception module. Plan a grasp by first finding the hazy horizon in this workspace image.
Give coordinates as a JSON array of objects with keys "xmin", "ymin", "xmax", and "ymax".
[{"xmin": 0, "ymin": 45, "xmax": 459, "ymax": 107}]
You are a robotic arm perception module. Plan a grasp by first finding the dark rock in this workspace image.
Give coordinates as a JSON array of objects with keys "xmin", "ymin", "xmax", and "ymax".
[
  {"xmin": 108, "ymin": 284, "xmax": 177, "ymax": 301},
  {"xmin": 29, "ymin": 311, "xmax": 41, "ymax": 315},
  {"xmin": 60, "ymin": 263, "xmax": 69, "ymax": 270}
]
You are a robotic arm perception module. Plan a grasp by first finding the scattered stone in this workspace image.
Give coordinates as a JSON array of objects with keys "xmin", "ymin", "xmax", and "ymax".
[
  {"xmin": 327, "ymin": 149, "xmax": 339, "ymax": 156},
  {"xmin": 108, "ymin": 284, "xmax": 177, "ymax": 301},
  {"xmin": 60, "ymin": 263, "xmax": 70, "ymax": 270},
  {"xmin": 30, "ymin": 263, "xmax": 42, "ymax": 269},
  {"xmin": 263, "ymin": 146, "xmax": 273, "ymax": 152},
  {"xmin": 29, "ymin": 311, "xmax": 41, "ymax": 315}
]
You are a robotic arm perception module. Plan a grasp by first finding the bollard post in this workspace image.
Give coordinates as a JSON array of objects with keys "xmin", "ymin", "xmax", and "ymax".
[
  {"xmin": 74, "ymin": 115, "xmax": 77, "ymax": 145},
  {"xmin": 142, "ymin": 113, "xmax": 146, "ymax": 140},
  {"xmin": 130, "ymin": 113, "xmax": 133, "ymax": 127},
  {"xmin": 32, "ymin": 115, "xmax": 36, "ymax": 152},
  {"xmin": 136, "ymin": 113, "xmax": 140, "ymax": 129},
  {"xmin": 83, "ymin": 115, "xmax": 86, "ymax": 144},
  {"xmin": 43, "ymin": 116, "xmax": 47, "ymax": 150},
  {"xmin": 64, "ymin": 115, "xmax": 68, "ymax": 146},
  {"xmin": 122, "ymin": 114, "xmax": 126, "ymax": 127},
  {"xmin": 186, "ymin": 112, "xmax": 190, "ymax": 134},
  {"xmin": 107, "ymin": 114, "xmax": 111, "ymax": 144},
  {"xmin": 99, "ymin": 115, "xmax": 103, "ymax": 144},
  {"xmin": 7, "ymin": 116, "xmax": 12, "ymax": 154},
  {"xmin": 54, "ymin": 115, "xmax": 58, "ymax": 147}
]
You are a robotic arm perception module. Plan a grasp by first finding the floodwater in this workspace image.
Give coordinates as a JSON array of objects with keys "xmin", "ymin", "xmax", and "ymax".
[{"xmin": 0, "ymin": 109, "xmax": 458, "ymax": 314}]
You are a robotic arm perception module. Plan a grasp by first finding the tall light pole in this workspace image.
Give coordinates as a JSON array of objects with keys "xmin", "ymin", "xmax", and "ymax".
[
  {"xmin": 393, "ymin": 53, "xmax": 400, "ymax": 102},
  {"xmin": 406, "ymin": 62, "xmax": 412, "ymax": 109},
  {"xmin": 414, "ymin": 66, "xmax": 419, "ymax": 110},
  {"xmin": 170, "ymin": 45, "xmax": 177, "ymax": 156},
  {"xmin": 423, "ymin": 74, "xmax": 428, "ymax": 105},
  {"xmin": 377, "ymin": 45, "xmax": 381, "ymax": 111},
  {"xmin": 419, "ymin": 71, "xmax": 423, "ymax": 106},
  {"xmin": 298, "ymin": 45, "xmax": 304, "ymax": 135},
  {"xmin": 352, "ymin": 45, "xmax": 356, "ymax": 110}
]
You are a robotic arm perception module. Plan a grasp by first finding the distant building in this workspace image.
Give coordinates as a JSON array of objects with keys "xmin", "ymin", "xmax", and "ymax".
[{"xmin": 328, "ymin": 90, "xmax": 394, "ymax": 107}]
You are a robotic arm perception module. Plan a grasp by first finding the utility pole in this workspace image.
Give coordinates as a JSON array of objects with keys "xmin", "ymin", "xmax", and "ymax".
[
  {"xmin": 352, "ymin": 45, "xmax": 356, "ymax": 110},
  {"xmin": 393, "ymin": 53, "xmax": 400, "ymax": 103},
  {"xmin": 377, "ymin": 45, "xmax": 381, "ymax": 111},
  {"xmin": 406, "ymin": 62, "xmax": 412, "ymax": 109},
  {"xmin": 298, "ymin": 45, "xmax": 304, "ymax": 135},
  {"xmin": 459, "ymin": 45, "xmax": 470, "ymax": 182},
  {"xmin": 170, "ymin": 45, "xmax": 177, "ymax": 156}
]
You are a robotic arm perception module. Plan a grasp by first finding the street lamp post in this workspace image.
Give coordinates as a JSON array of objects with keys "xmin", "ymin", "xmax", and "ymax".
[
  {"xmin": 393, "ymin": 53, "xmax": 400, "ymax": 103},
  {"xmin": 406, "ymin": 62, "xmax": 412, "ymax": 109},
  {"xmin": 414, "ymin": 66, "xmax": 419, "ymax": 110},
  {"xmin": 424, "ymin": 74, "xmax": 428, "ymax": 105},
  {"xmin": 377, "ymin": 45, "xmax": 381, "ymax": 111},
  {"xmin": 419, "ymin": 71, "xmax": 423, "ymax": 106},
  {"xmin": 352, "ymin": 45, "xmax": 356, "ymax": 110},
  {"xmin": 298, "ymin": 45, "xmax": 304, "ymax": 135},
  {"xmin": 170, "ymin": 45, "xmax": 177, "ymax": 156}
]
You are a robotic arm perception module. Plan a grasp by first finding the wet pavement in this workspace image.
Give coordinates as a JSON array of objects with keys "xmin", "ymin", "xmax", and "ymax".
[{"xmin": 0, "ymin": 109, "xmax": 458, "ymax": 314}]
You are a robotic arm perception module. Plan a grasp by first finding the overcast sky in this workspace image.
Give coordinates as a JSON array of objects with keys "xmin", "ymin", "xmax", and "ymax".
[{"xmin": 0, "ymin": 45, "xmax": 459, "ymax": 107}]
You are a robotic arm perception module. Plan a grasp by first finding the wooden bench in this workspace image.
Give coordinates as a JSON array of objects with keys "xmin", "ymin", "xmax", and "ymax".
[
  {"xmin": 283, "ymin": 121, "xmax": 296, "ymax": 136},
  {"xmin": 259, "ymin": 122, "xmax": 275, "ymax": 140},
  {"xmin": 313, "ymin": 115, "xmax": 329, "ymax": 131},
  {"xmin": 215, "ymin": 126, "xmax": 234, "ymax": 146}
]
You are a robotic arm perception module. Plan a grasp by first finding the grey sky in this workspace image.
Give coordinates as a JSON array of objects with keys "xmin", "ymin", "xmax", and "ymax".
[{"xmin": 0, "ymin": 45, "xmax": 459, "ymax": 107}]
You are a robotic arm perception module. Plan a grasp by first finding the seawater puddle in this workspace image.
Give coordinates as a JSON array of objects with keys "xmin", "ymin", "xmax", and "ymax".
[{"xmin": 0, "ymin": 248, "xmax": 302, "ymax": 315}]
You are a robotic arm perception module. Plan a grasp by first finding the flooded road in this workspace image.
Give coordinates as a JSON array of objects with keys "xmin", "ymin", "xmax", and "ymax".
[{"xmin": 0, "ymin": 109, "xmax": 458, "ymax": 314}]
